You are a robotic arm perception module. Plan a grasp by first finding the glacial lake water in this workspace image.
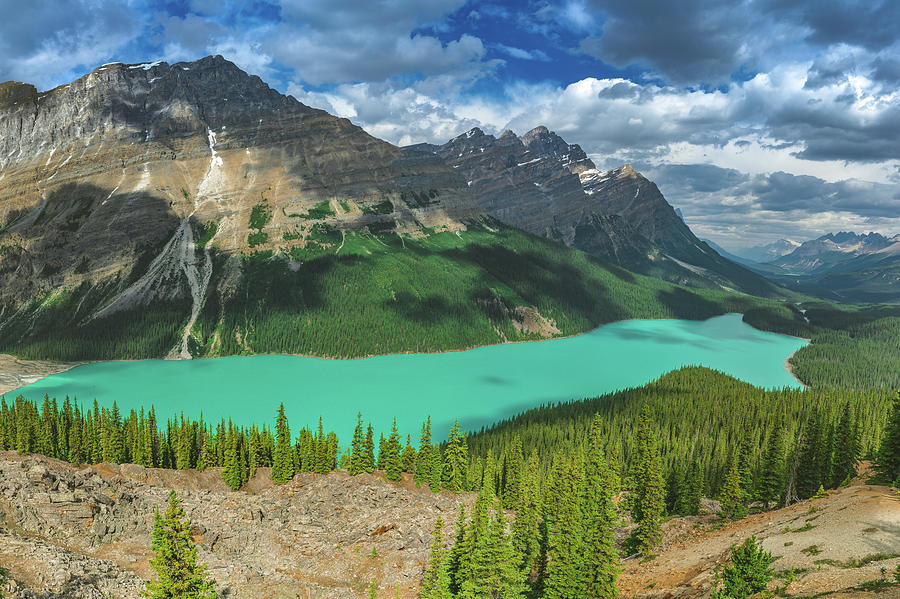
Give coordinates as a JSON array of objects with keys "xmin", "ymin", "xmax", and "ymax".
[{"xmin": 8, "ymin": 314, "xmax": 807, "ymax": 443}]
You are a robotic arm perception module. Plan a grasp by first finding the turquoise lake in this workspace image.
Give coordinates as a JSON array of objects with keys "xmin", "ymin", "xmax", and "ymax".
[{"xmin": 7, "ymin": 314, "xmax": 807, "ymax": 443}]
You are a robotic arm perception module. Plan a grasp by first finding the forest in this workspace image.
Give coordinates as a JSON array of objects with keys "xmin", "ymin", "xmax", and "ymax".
[{"xmin": 3, "ymin": 366, "xmax": 900, "ymax": 597}]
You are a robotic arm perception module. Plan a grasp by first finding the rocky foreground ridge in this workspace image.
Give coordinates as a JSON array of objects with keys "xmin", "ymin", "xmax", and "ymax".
[
  {"xmin": 0, "ymin": 450, "xmax": 468, "ymax": 598},
  {"xmin": 2, "ymin": 452, "xmax": 899, "ymax": 598}
]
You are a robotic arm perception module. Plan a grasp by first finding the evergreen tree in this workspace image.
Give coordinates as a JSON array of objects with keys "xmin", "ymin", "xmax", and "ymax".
[
  {"xmin": 581, "ymin": 415, "xmax": 619, "ymax": 599},
  {"xmin": 737, "ymin": 434, "xmax": 754, "ymax": 500},
  {"xmin": 363, "ymin": 424, "xmax": 376, "ymax": 472},
  {"xmin": 757, "ymin": 428, "xmax": 786, "ymax": 509},
  {"xmin": 542, "ymin": 453, "xmax": 586, "ymax": 599},
  {"xmin": 832, "ymin": 402, "xmax": 859, "ymax": 486},
  {"xmin": 377, "ymin": 433, "xmax": 387, "ymax": 471},
  {"xmin": 442, "ymin": 420, "xmax": 468, "ymax": 493},
  {"xmin": 222, "ymin": 423, "xmax": 243, "ymax": 491},
  {"xmin": 719, "ymin": 536, "xmax": 775, "ymax": 599},
  {"xmin": 401, "ymin": 434, "xmax": 417, "ymax": 473},
  {"xmin": 447, "ymin": 504, "xmax": 469, "ymax": 595},
  {"xmin": 511, "ymin": 451, "xmax": 542, "ymax": 578},
  {"xmin": 271, "ymin": 403, "xmax": 294, "ymax": 484},
  {"xmin": 349, "ymin": 412, "xmax": 365, "ymax": 476},
  {"xmin": 385, "ymin": 418, "xmax": 403, "ymax": 482},
  {"xmin": 720, "ymin": 452, "xmax": 748, "ymax": 520},
  {"xmin": 876, "ymin": 392, "xmax": 900, "ymax": 483},
  {"xmin": 428, "ymin": 446, "xmax": 443, "ymax": 493},
  {"xmin": 502, "ymin": 435, "xmax": 524, "ymax": 510},
  {"xmin": 459, "ymin": 505, "xmax": 525, "ymax": 599},
  {"xmin": 144, "ymin": 490, "xmax": 217, "ymax": 599},
  {"xmin": 415, "ymin": 417, "xmax": 433, "ymax": 486},
  {"xmin": 628, "ymin": 406, "xmax": 665, "ymax": 554},
  {"xmin": 796, "ymin": 411, "xmax": 824, "ymax": 499},
  {"xmin": 420, "ymin": 517, "xmax": 451, "ymax": 599}
]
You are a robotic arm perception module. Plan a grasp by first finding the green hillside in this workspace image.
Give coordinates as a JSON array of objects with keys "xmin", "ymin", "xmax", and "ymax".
[{"xmin": 0, "ymin": 219, "xmax": 781, "ymax": 361}]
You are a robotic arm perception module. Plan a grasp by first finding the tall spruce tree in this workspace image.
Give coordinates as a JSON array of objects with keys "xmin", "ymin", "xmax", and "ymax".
[
  {"xmin": 581, "ymin": 414, "xmax": 620, "ymax": 599},
  {"xmin": 144, "ymin": 490, "xmax": 216, "ymax": 599},
  {"xmin": 385, "ymin": 418, "xmax": 403, "ymax": 481},
  {"xmin": 271, "ymin": 403, "xmax": 294, "ymax": 484},
  {"xmin": 363, "ymin": 424, "xmax": 376, "ymax": 472},
  {"xmin": 796, "ymin": 411, "xmax": 824, "ymax": 498},
  {"xmin": 720, "ymin": 452, "xmax": 748, "ymax": 520},
  {"xmin": 420, "ymin": 517, "xmax": 451, "ymax": 599},
  {"xmin": 542, "ymin": 453, "xmax": 586, "ymax": 599},
  {"xmin": 222, "ymin": 422, "xmax": 243, "ymax": 491},
  {"xmin": 415, "ymin": 417, "xmax": 433, "ymax": 486},
  {"xmin": 350, "ymin": 412, "xmax": 365, "ymax": 475},
  {"xmin": 629, "ymin": 406, "xmax": 665, "ymax": 554},
  {"xmin": 443, "ymin": 420, "xmax": 468, "ymax": 493},
  {"xmin": 757, "ymin": 428, "xmax": 786, "ymax": 509},
  {"xmin": 401, "ymin": 434, "xmax": 417, "ymax": 473},
  {"xmin": 876, "ymin": 392, "xmax": 900, "ymax": 483},
  {"xmin": 832, "ymin": 402, "xmax": 859, "ymax": 486}
]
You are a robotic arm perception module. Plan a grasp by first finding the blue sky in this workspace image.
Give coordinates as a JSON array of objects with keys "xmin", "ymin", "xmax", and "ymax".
[{"xmin": 1, "ymin": 0, "xmax": 899, "ymax": 249}]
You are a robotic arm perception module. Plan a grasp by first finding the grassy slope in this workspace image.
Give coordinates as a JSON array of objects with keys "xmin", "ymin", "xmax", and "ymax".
[{"xmin": 0, "ymin": 220, "xmax": 782, "ymax": 361}]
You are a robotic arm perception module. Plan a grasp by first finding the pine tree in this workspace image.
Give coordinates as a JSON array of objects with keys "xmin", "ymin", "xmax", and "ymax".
[
  {"xmin": 363, "ymin": 424, "xmax": 376, "ymax": 472},
  {"xmin": 757, "ymin": 428, "xmax": 786, "ymax": 509},
  {"xmin": 442, "ymin": 420, "xmax": 468, "ymax": 493},
  {"xmin": 737, "ymin": 434, "xmax": 754, "ymax": 500},
  {"xmin": 429, "ymin": 445, "xmax": 442, "ymax": 493},
  {"xmin": 271, "ymin": 403, "xmax": 294, "ymax": 484},
  {"xmin": 350, "ymin": 412, "xmax": 365, "ymax": 476},
  {"xmin": 415, "ymin": 417, "xmax": 433, "ymax": 486},
  {"xmin": 144, "ymin": 490, "xmax": 216, "ymax": 599},
  {"xmin": 629, "ymin": 406, "xmax": 665, "ymax": 554},
  {"xmin": 447, "ymin": 504, "xmax": 469, "ymax": 595},
  {"xmin": 401, "ymin": 434, "xmax": 417, "ymax": 473},
  {"xmin": 542, "ymin": 453, "xmax": 586, "ymax": 599},
  {"xmin": 720, "ymin": 452, "xmax": 748, "ymax": 520},
  {"xmin": 832, "ymin": 402, "xmax": 859, "ymax": 486},
  {"xmin": 385, "ymin": 418, "xmax": 403, "ymax": 482},
  {"xmin": 796, "ymin": 411, "xmax": 824, "ymax": 498},
  {"xmin": 459, "ymin": 504, "xmax": 525, "ymax": 599},
  {"xmin": 511, "ymin": 450, "xmax": 542, "ymax": 579},
  {"xmin": 502, "ymin": 434, "xmax": 524, "ymax": 510},
  {"xmin": 222, "ymin": 423, "xmax": 243, "ymax": 491},
  {"xmin": 420, "ymin": 517, "xmax": 451, "ymax": 599},
  {"xmin": 876, "ymin": 392, "xmax": 900, "ymax": 483},
  {"xmin": 581, "ymin": 414, "xmax": 620, "ymax": 598},
  {"xmin": 377, "ymin": 433, "xmax": 387, "ymax": 470},
  {"xmin": 719, "ymin": 536, "xmax": 775, "ymax": 599}
]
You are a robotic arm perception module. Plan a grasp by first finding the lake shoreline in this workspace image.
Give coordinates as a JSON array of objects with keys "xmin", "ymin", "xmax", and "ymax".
[{"xmin": 1, "ymin": 312, "xmax": 809, "ymax": 397}]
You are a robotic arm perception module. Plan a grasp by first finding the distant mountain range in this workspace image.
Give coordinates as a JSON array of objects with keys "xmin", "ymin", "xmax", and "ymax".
[{"xmin": 749, "ymin": 232, "xmax": 900, "ymax": 303}]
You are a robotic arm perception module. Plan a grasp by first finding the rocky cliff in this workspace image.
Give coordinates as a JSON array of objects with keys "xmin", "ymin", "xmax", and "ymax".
[
  {"xmin": 0, "ymin": 451, "xmax": 467, "ymax": 598},
  {"xmin": 0, "ymin": 56, "xmax": 485, "ymax": 359},
  {"xmin": 416, "ymin": 126, "xmax": 784, "ymax": 296}
]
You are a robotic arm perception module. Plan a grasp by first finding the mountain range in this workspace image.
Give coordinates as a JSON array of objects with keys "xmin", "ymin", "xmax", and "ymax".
[
  {"xmin": 0, "ymin": 56, "xmax": 796, "ymax": 362},
  {"xmin": 750, "ymin": 232, "xmax": 900, "ymax": 302}
]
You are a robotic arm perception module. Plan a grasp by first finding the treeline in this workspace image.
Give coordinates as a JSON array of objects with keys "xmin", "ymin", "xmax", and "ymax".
[
  {"xmin": 744, "ymin": 302, "xmax": 900, "ymax": 390},
  {"xmin": 464, "ymin": 368, "xmax": 891, "ymax": 510}
]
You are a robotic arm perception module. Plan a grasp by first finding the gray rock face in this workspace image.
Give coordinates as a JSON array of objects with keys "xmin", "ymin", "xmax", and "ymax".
[
  {"xmin": 0, "ymin": 56, "xmax": 478, "ymax": 310},
  {"xmin": 418, "ymin": 126, "xmax": 781, "ymax": 295},
  {"xmin": 0, "ymin": 451, "xmax": 468, "ymax": 599}
]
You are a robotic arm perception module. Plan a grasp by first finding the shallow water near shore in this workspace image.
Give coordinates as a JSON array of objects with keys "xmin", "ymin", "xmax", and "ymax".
[{"xmin": 7, "ymin": 314, "xmax": 807, "ymax": 442}]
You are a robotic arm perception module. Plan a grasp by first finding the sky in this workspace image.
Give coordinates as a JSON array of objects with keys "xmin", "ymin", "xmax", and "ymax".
[{"xmin": 1, "ymin": 0, "xmax": 899, "ymax": 251}]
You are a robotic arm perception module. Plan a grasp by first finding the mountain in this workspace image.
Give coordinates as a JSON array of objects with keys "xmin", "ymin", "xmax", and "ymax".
[
  {"xmin": 738, "ymin": 239, "xmax": 802, "ymax": 264},
  {"xmin": 0, "ymin": 57, "xmax": 770, "ymax": 362},
  {"xmin": 701, "ymin": 239, "xmax": 756, "ymax": 266},
  {"xmin": 412, "ymin": 126, "xmax": 787, "ymax": 297},
  {"xmin": 752, "ymin": 232, "xmax": 900, "ymax": 302}
]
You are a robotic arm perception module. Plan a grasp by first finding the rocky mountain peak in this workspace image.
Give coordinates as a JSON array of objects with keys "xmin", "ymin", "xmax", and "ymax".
[
  {"xmin": 519, "ymin": 125, "xmax": 592, "ymax": 172},
  {"xmin": 0, "ymin": 81, "xmax": 37, "ymax": 108}
]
